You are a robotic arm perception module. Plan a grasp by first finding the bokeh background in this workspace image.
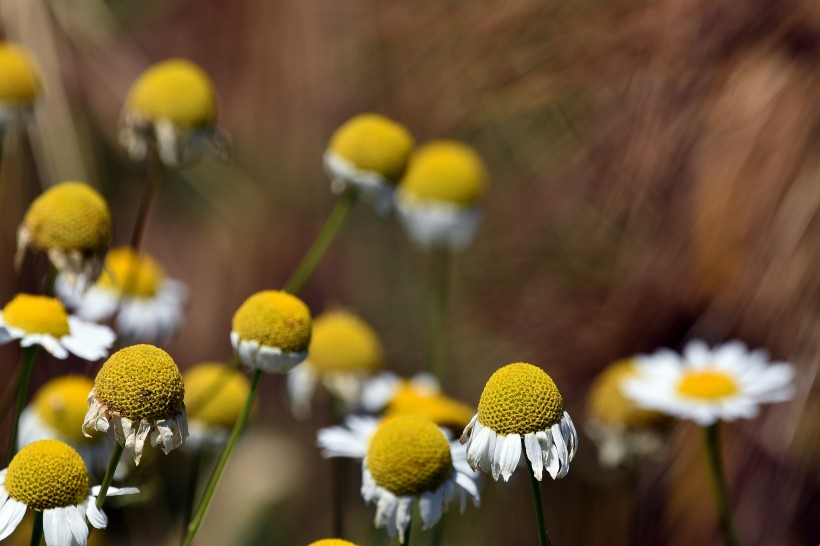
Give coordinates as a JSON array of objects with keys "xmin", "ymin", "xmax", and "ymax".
[{"xmin": 1, "ymin": 0, "xmax": 819, "ymax": 544}]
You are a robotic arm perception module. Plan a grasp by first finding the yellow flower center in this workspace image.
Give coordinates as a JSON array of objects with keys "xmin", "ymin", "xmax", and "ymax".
[
  {"xmin": 0, "ymin": 42, "xmax": 40, "ymax": 106},
  {"xmin": 586, "ymin": 359, "xmax": 668, "ymax": 429},
  {"xmin": 327, "ymin": 113, "xmax": 414, "ymax": 183},
  {"xmin": 677, "ymin": 370, "xmax": 738, "ymax": 400},
  {"xmin": 366, "ymin": 416, "xmax": 452, "ymax": 497},
  {"xmin": 4, "ymin": 440, "xmax": 88, "ymax": 510},
  {"xmin": 477, "ymin": 363, "xmax": 564, "ymax": 435},
  {"xmin": 97, "ymin": 247, "xmax": 166, "ymax": 298},
  {"xmin": 399, "ymin": 140, "xmax": 488, "ymax": 206},
  {"xmin": 308, "ymin": 541, "xmax": 358, "ymax": 546},
  {"xmin": 126, "ymin": 59, "xmax": 217, "ymax": 129},
  {"xmin": 94, "ymin": 344, "xmax": 185, "ymax": 421},
  {"xmin": 184, "ymin": 363, "xmax": 250, "ymax": 428},
  {"xmin": 2, "ymin": 294, "xmax": 70, "ymax": 337},
  {"xmin": 33, "ymin": 376, "xmax": 95, "ymax": 443},
  {"xmin": 307, "ymin": 311, "xmax": 383, "ymax": 374},
  {"xmin": 22, "ymin": 182, "xmax": 111, "ymax": 252},
  {"xmin": 232, "ymin": 290, "xmax": 312, "ymax": 353},
  {"xmin": 386, "ymin": 382, "xmax": 474, "ymax": 429}
]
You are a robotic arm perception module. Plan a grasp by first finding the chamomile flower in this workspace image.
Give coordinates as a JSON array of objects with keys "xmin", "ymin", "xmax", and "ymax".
[
  {"xmin": 0, "ymin": 42, "xmax": 40, "ymax": 128},
  {"xmin": 461, "ymin": 363, "xmax": 578, "ymax": 481},
  {"xmin": 0, "ymin": 440, "xmax": 137, "ymax": 546},
  {"xmin": 16, "ymin": 182, "xmax": 112, "ymax": 287},
  {"xmin": 287, "ymin": 310, "xmax": 383, "ymax": 418},
  {"xmin": 309, "ymin": 540, "xmax": 358, "ymax": 546},
  {"xmin": 324, "ymin": 113, "xmax": 414, "ymax": 214},
  {"xmin": 622, "ymin": 341, "xmax": 795, "ymax": 426},
  {"xmin": 83, "ymin": 344, "xmax": 188, "ymax": 464},
  {"xmin": 183, "ymin": 362, "xmax": 251, "ymax": 449},
  {"xmin": 231, "ymin": 290, "xmax": 312, "ymax": 374},
  {"xmin": 56, "ymin": 247, "xmax": 188, "ymax": 345},
  {"xmin": 0, "ymin": 294, "xmax": 115, "ymax": 360},
  {"xmin": 585, "ymin": 359, "xmax": 671, "ymax": 468},
  {"xmin": 395, "ymin": 141, "xmax": 488, "ymax": 250},
  {"xmin": 120, "ymin": 59, "xmax": 227, "ymax": 166}
]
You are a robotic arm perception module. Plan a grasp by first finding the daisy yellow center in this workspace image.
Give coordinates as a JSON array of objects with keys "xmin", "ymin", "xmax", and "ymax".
[
  {"xmin": 386, "ymin": 383, "xmax": 474, "ymax": 429},
  {"xmin": 94, "ymin": 344, "xmax": 185, "ymax": 421},
  {"xmin": 477, "ymin": 362, "xmax": 564, "ymax": 436},
  {"xmin": 232, "ymin": 290, "xmax": 312, "ymax": 353},
  {"xmin": 23, "ymin": 181, "xmax": 111, "ymax": 252},
  {"xmin": 97, "ymin": 247, "xmax": 166, "ymax": 298},
  {"xmin": 307, "ymin": 311, "xmax": 383, "ymax": 374},
  {"xmin": 586, "ymin": 359, "xmax": 668, "ymax": 429},
  {"xmin": 33, "ymin": 376, "xmax": 95, "ymax": 443},
  {"xmin": 366, "ymin": 416, "xmax": 452, "ymax": 497},
  {"xmin": 400, "ymin": 140, "xmax": 488, "ymax": 206},
  {"xmin": 328, "ymin": 113, "xmax": 414, "ymax": 183},
  {"xmin": 677, "ymin": 370, "xmax": 738, "ymax": 400},
  {"xmin": 0, "ymin": 43, "xmax": 40, "ymax": 106},
  {"xmin": 184, "ymin": 363, "xmax": 250, "ymax": 428},
  {"xmin": 126, "ymin": 59, "xmax": 217, "ymax": 128},
  {"xmin": 308, "ymin": 541, "xmax": 358, "ymax": 546},
  {"xmin": 2, "ymin": 294, "xmax": 70, "ymax": 337},
  {"xmin": 4, "ymin": 440, "xmax": 88, "ymax": 510}
]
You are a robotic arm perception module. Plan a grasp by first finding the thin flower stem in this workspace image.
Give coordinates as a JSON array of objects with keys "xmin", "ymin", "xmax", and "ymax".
[
  {"xmin": 44, "ymin": 266, "xmax": 57, "ymax": 296},
  {"xmin": 183, "ymin": 370, "xmax": 263, "ymax": 546},
  {"xmin": 96, "ymin": 442, "xmax": 125, "ymax": 510},
  {"xmin": 182, "ymin": 449, "xmax": 204, "ymax": 535},
  {"xmin": 130, "ymin": 149, "xmax": 162, "ymax": 253},
  {"xmin": 704, "ymin": 424, "xmax": 742, "ymax": 546},
  {"xmin": 430, "ymin": 513, "xmax": 447, "ymax": 546},
  {"xmin": 283, "ymin": 189, "xmax": 358, "ymax": 294},
  {"xmin": 30, "ymin": 509, "xmax": 43, "ymax": 546},
  {"xmin": 526, "ymin": 438, "xmax": 552, "ymax": 546},
  {"xmin": 0, "ymin": 366, "xmax": 22, "ymax": 425},
  {"xmin": 427, "ymin": 246, "xmax": 450, "ymax": 385},
  {"xmin": 5, "ymin": 346, "xmax": 39, "ymax": 465}
]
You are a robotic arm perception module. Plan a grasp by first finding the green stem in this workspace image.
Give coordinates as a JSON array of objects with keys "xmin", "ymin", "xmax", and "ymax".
[
  {"xmin": 44, "ymin": 267, "xmax": 57, "ymax": 297},
  {"xmin": 427, "ymin": 246, "xmax": 450, "ymax": 384},
  {"xmin": 130, "ymin": 149, "xmax": 162, "ymax": 253},
  {"xmin": 430, "ymin": 513, "xmax": 446, "ymax": 546},
  {"xmin": 30, "ymin": 509, "xmax": 43, "ymax": 546},
  {"xmin": 5, "ymin": 346, "xmax": 39, "ymax": 465},
  {"xmin": 283, "ymin": 189, "xmax": 358, "ymax": 294},
  {"xmin": 704, "ymin": 424, "xmax": 741, "ymax": 546},
  {"xmin": 526, "ymin": 438, "xmax": 552, "ymax": 546},
  {"xmin": 183, "ymin": 370, "xmax": 263, "ymax": 546},
  {"xmin": 96, "ymin": 442, "xmax": 125, "ymax": 510},
  {"xmin": 0, "ymin": 366, "xmax": 22, "ymax": 425},
  {"xmin": 182, "ymin": 449, "xmax": 204, "ymax": 533}
]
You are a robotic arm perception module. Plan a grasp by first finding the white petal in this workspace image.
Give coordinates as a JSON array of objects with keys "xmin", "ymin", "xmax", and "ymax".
[
  {"xmin": 85, "ymin": 501, "xmax": 107, "ymax": 529},
  {"xmin": 286, "ymin": 364, "xmax": 318, "ymax": 419},
  {"xmin": 524, "ymin": 433, "xmax": 543, "ymax": 481},
  {"xmin": 44, "ymin": 507, "xmax": 73, "ymax": 546},
  {"xmin": 418, "ymin": 487, "xmax": 443, "ymax": 529},
  {"xmin": 66, "ymin": 505, "xmax": 89, "ymax": 545},
  {"xmin": 0, "ymin": 498, "xmax": 27, "ymax": 541},
  {"xmin": 499, "ymin": 434, "xmax": 522, "ymax": 482}
]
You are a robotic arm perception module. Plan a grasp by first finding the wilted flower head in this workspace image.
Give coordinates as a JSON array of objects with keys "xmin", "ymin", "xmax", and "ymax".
[
  {"xmin": 0, "ymin": 42, "xmax": 40, "ymax": 127},
  {"xmin": 183, "ymin": 362, "xmax": 251, "ymax": 449}
]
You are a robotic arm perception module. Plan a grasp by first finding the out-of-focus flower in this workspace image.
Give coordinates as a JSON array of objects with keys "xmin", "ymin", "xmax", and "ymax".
[
  {"xmin": 308, "ymin": 540, "xmax": 358, "ymax": 546},
  {"xmin": 83, "ymin": 344, "xmax": 187, "ymax": 464},
  {"xmin": 57, "ymin": 247, "xmax": 187, "ymax": 345},
  {"xmin": 120, "ymin": 59, "xmax": 227, "ymax": 166},
  {"xmin": 287, "ymin": 310, "xmax": 383, "ymax": 418},
  {"xmin": 0, "ymin": 439, "xmax": 137, "ymax": 545},
  {"xmin": 16, "ymin": 182, "xmax": 111, "ymax": 287},
  {"xmin": 0, "ymin": 42, "xmax": 40, "ymax": 128},
  {"xmin": 585, "ymin": 359, "xmax": 671, "ymax": 468},
  {"xmin": 461, "ymin": 363, "xmax": 578, "ymax": 481},
  {"xmin": 324, "ymin": 113, "xmax": 414, "ymax": 214},
  {"xmin": 183, "ymin": 362, "xmax": 251, "ymax": 449},
  {"xmin": 231, "ymin": 290, "xmax": 312, "ymax": 374},
  {"xmin": 0, "ymin": 294, "xmax": 114, "ymax": 360},
  {"xmin": 622, "ymin": 341, "xmax": 795, "ymax": 426},
  {"xmin": 395, "ymin": 141, "xmax": 488, "ymax": 250}
]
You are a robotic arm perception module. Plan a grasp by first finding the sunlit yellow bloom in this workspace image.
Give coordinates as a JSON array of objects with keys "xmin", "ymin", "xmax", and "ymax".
[
  {"xmin": 184, "ymin": 362, "xmax": 251, "ymax": 448},
  {"xmin": 0, "ymin": 42, "xmax": 40, "ymax": 127}
]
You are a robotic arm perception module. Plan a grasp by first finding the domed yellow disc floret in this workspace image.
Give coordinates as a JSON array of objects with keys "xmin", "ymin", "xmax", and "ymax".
[
  {"xmin": 386, "ymin": 382, "xmax": 474, "ymax": 429},
  {"xmin": 97, "ymin": 247, "xmax": 166, "ymax": 298},
  {"xmin": 307, "ymin": 310, "xmax": 383, "ymax": 374},
  {"xmin": 33, "ymin": 375, "xmax": 95, "ymax": 442},
  {"xmin": 94, "ymin": 344, "xmax": 185, "ymax": 421},
  {"xmin": 184, "ymin": 362, "xmax": 250, "ymax": 428},
  {"xmin": 366, "ymin": 416, "xmax": 453, "ymax": 497},
  {"xmin": 22, "ymin": 182, "xmax": 111, "ymax": 252},
  {"xmin": 126, "ymin": 59, "xmax": 217, "ymax": 128},
  {"xmin": 4, "ymin": 440, "xmax": 88, "ymax": 510},
  {"xmin": 586, "ymin": 359, "xmax": 668, "ymax": 429},
  {"xmin": 477, "ymin": 363, "xmax": 564, "ymax": 436},
  {"xmin": 327, "ymin": 114, "xmax": 414, "ymax": 183},
  {"xmin": 0, "ymin": 42, "xmax": 40, "ymax": 106},
  {"xmin": 232, "ymin": 291, "xmax": 312, "ymax": 353},
  {"xmin": 677, "ymin": 370, "xmax": 738, "ymax": 400},
  {"xmin": 2, "ymin": 294, "xmax": 70, "ymax": 337},
  {"xmin": 400, "ymin": 140, "xmax": 488, "ymax": 206},
  {"xmin": 308, "ymin": 540, "xmax": 358, "ymax": 546}
]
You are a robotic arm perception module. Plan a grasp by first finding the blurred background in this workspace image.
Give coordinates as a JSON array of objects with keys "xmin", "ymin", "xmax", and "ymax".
[{"xmin": 0, "ymin": 0, "xmax": 818, "ymax": 544}]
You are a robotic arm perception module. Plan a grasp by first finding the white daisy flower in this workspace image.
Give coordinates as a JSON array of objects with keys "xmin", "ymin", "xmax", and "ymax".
[
  {"xmin": 0, "ymin": 42, "xmax": 40, "ymax": 129},
  {"xmin": 57, "ymin": 246, "xmax": 188, "ymax": 345},
  {"xmin": 0, "ymin": 439, "xmax": 138, "ymax": 546},
  {"xmin": 622, "ymin": 340, "xmax": 796, "ymax": 426},
  {"xmin": 83, "ymin": 344, "xmax": 188, "ymax": 465},
  {"xmin": 0, "ymin": 294, "xmax": 115, "ymax": 361},
  {"xmin": 460, "ymin": 362, "xmax": 578, "ymax": 482},
  {"xmin": 183, "ymin": 362, "xmax": 251, "ymax": 450},
  {"xmin": 324, "ymin": 113, "xmax": 414, "ymax": 214}
]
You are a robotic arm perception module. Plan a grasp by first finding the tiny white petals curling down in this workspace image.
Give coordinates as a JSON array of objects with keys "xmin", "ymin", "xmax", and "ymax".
[
  {"xmin": 230, "ymin": 331, "xmax": 307, "ymax": 374},
  {"xmin": 286, "ymin": 362, "xmax": 371, "ymax": 419},
  {"xmin": 360, "ymin": 372, "xmax": 441, "ymax": 414},
  {"xmin": 394, "ymin": 189, "xmax": 483, "ymax": 250},
  {"xmin": 0, "ymin": 312, "xmax": 114, "ymax": 361},
  {"xmin": 324, "ymin": 151, "xmax": 394, "ymax": 215}
]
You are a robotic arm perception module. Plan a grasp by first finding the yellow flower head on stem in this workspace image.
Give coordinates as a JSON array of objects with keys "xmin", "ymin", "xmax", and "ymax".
[
  {"xmin": 399, "ymin": 140, "xmax": 488, "ymax": 206},
  {"xmin": 0, "ymin": 42, "xmax": 41, "ymax": 108},
  {"xmin": 327, "ymin": 114, "xmax": 414, "ymax": 184},
  {"xmin": 4, "ymin": 440, "xmax": 88, "ymax": 510},
  {"xmin": 307, "ymin": 310, "xmax": 383, "ymax": 375},
  {"xmin": 33, "ymin": 376, "xmax": 96, "ymax": 443}
]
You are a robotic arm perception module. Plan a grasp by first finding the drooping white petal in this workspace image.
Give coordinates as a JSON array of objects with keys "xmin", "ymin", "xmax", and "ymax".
[
  {"xmin": 418, "ymin": 487, "xmax": 443, "ymax": 530},
  {"xmin": 66, "ymin": 504, "xmax": 89, "ymax": 545},
  {"xmin": 43, "ymin": 507, "xmax": 73, "ymax": 546},
  {"xmin": 0, "ymin": 497, "xmax": 27, "ymax": 541},
  {"xmin": 524, "ymin": 432, "xmax": 543, "ymax": 481}
]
